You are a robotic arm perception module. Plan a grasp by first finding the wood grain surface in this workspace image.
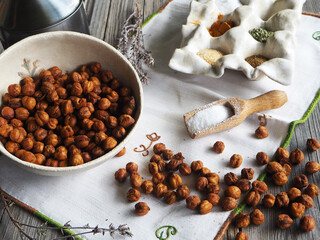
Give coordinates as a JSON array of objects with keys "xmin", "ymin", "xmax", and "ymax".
[{"xmin": 0, "ymin": 0, "xmax": 319, "ymax": 239}]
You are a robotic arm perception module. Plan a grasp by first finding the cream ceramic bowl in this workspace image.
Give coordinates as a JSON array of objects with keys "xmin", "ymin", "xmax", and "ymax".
[{"xmin": 0, "ymin": 31, "xmax": 143, "ymax": 176}]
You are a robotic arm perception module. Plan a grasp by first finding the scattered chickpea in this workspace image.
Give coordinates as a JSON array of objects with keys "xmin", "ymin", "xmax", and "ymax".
[
  {"xmin": 212, "ymin": 141, "xmax": 225, "ymax": 153},
  {"xmin": 256, "ymin": 152, "xmax": 269, "ymax": 165},
  {"xmin": 252, "ymin": 180, "xmax": 268, "ymax": 194},
  {"xmin": 276, "ymin": 147, "xmax": 289, "ymax": 161},
  {"xmin": 306, "ymin": 138, "xmax": 320, "ymax": 151},
  {"xmin": 206, "ymin": 183, "xmax": 220, "ymax": 194},
  {"xmin": 191, "ymin": 160, "xmax": 203, "ymax": 173},
  {"xmin": 153, "ymin": 143, "xmax": 166, "ymax": 154},
  {"xmin": 289, "ymin": 148, "xmax": 304, "ymax": 165},
  {"xmin": 152, "ymin": 172, "xmax": 166, "ymax": 185},
  {"xmin": 235, "ymin": 231, "xmax": 248, "ymax": 240},
  {"xmin": 156, "ymin": 161, "xmax": 167, "ymax": 172},
  {"xmin": 150, "ymin": 154, "xmax": 162, "ymax": 163},
  {"xmin": 275, "ymin": 192, "xmax": 289, "ymax": 208},
  {"xmin": 224, "ymin": 186, "xmax": 241, "ymax": 199},
  {"xmin": 126, "ymin": 162, "xmax": 138, "ymax": 174},
  {"xmin": 206, "ymin": 193, "xmax": 220, "ymax": 206},
  {"xmin": 305, "ymin": 161, "xmax": 320, "ymax": 174},
  {"xmin": 168, "ymin": 173, "xmax": 182, "ymax": 189},
  {"xmin": 163, "ymin": 191, "xmax": 177, "ymax": 205},
  {"xmin": 262, "ymin": 194, "xmax": 275, "ymax": 208},
  {"xmin": 221, "ymin": 197, "xmax": 237, "ymax": 211},
  {"xmin": 176, "ymin": 184, "xmax": 189, "ymax": 199},
  {"xmin": 141, "ymin": 180, "xmax": 154, "ymax": 194},
  {"xmin": 199, "ymin": 200, "xmax": 213, "ymax": 215},
  {"xmin": 114, "ymin": 168, "xmax": 127, "ymax": 183},
  {"xmin": 299, "ymin": 216, "xmax": 315, "ymax": 232},
  {"xmin": 272, "ymin": 171, "xmax": 288, "ymax": 186},
  {"xmin": 148, "ymin": 162, "xmax": 159, "ymax": 175},
  {"xmin": 166, "ymin": 159, "xmax": 181, "ymax": 171},
  {"xmin": 293, "ymin": 174, "xmax": 308, "ymax": 189},
  {"xmin": 115, "ymin": 147, "xmax": 126, "ymax": 157},
  {"xmin": 250, "ymin": 209, "xmax": 264, "ymax": 225},
  {"xmin": 296, "ymin": 194, "xmax": 313, "ymax": 208},
  {"xmin": 290, "ymin": 202, "xmax": 305, "ymax": 218},
  {"xmin": 154, "ymin": 183, "xmax": 168, "ymax": 198},
  {"xmin": 241, "ymin": 168, "xmax": 254, "ymax": 180},
  {"xmin": 195, "ymin": 176, "xmax": 208, "ymax": 191},
  {"xmin": 127, "ymin": 188, "xmax": 141, "ymax": 202},
  {"xmin": 255, "ymin": 126, "xmax": 268, "ymax": 139},
  {"xmin": 186, "ymin": 195, "xmax": 201, "ymax": 210},
  {"xmin": 304, "ymin": 184, "xmax": 319, "ymax": 198},
  {"xmin": 199, "ymin": 167, "xmax": 211, "ymax": 176},
  {"xmin": 266, "ymin": 161, "xmax": 283, "ymax": 175},
  {"xmin": 162, "ymin": 149, "xmax": 173, "ymax": 160},
  {"xmin": 282, "ymin": 163, "xmax": 292, "ymax": 176},
  {"xmin": 287, "ymin": 187, "xmax": 301, "ymax": 202},
  {"xmin": 224, "ymin": 172, "xmax": 238, "ymax": 186},
  {"xmin": 236, "ymin": 179, "xmax": 251, "ymax": 192},
  {"xmin": 130, "ymin": 172, "xmax": 143, "ymax": 188},
  {"xmin": 206, "ymin": 172, "xmax": 219, "ymax": 184},
  {"xmin": 134, "ymin": 202, "xmax": 150, "ymax": 216},
  {"xmin": 179, "ymin": 163, "xmax": 192, "ymax": 176},
  {"xmin": 234, "ymin": 213, "xmax": 250, "ymax": 228},
  {"xmin": 276, "ymin": 214, "xmax": 293, "ymax": 229},
  {"xmin": 229, "ymin": 154, "xmax": 243, "ymax": 168},
  {"xmin": 245, "ymin": 190, "xmax": 261, "ymax": 207}
]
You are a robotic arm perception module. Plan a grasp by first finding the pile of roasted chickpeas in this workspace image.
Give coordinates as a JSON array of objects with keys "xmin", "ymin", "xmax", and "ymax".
[{"xmin": 0, "ymin": 62, "xmax": 135, "ymax": 167}]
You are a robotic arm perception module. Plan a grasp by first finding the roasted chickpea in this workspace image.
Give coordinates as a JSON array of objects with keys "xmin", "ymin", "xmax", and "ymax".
[
  {"xmin": 33, "ymin": 141, "xmax": 44, "ymax": 153},
  {"xmin": 21, "ymin": 83, "xmax": 35, "ymax": 96},
  {"xmin": 1, "ymin": 106, "xmax": 14, "ymax": 120},
  {"xmin": 15, "ymin": 107, "xmax": 29, "ymax": 120},
  {"xmin": 54, "ymin": 146, "xmax": 68, "ymax": 161},
  {"xmin": 8, "ymin": 84, "xmax": 21, "ymax": 97},
  {"xmin": 126, "ymin": 162, "xmax": 138, "ymax": 174},
  {"xmin": 21, "ymin": 96, "xmax": 36, "ymax": 110},
  {"xmin": 21, "ymin": 137, "xmax": 34, "ymax": 150},
  {"xmin": 186, "ymin": 195, "xmax": 201, "ymax": 210},
  {"xmin": 5, "ymin": 141, "xmax": 20, "ymax": 154}
]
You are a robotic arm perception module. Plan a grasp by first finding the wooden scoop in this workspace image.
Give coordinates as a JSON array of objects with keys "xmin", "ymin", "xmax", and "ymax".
[{"xmin": 184, "ymin": 90, "xmax": 288, "ymax": 139}]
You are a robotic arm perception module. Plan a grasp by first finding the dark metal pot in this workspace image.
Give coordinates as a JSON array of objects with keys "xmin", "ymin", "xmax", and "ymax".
[{"xmin": 0, "ymin": 0, "xmax": 90, "ymax": 49}]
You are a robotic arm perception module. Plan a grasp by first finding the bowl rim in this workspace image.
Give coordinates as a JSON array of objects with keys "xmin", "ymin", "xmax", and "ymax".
[{"xmin": 0, "ymin": 31, "xmax": 143, "ymax": 174}]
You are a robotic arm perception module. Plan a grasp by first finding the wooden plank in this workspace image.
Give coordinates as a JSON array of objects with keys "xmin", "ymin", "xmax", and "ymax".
[
  {"xmin": 84, "ymin": 0, "xmax": 96, "ymax": 25},
  {"xmin": 102, "ymin": 0, "xmax": 135, "ymax": 46},
  {"xmin": 88, "ymin": 0, "xmax": 111, "ymax": 39},
  {"xmin": 223, "ymin": 103, "xmax": 320, "ymax": 240},
  {"xmin": 304, "ymin": 0, "xmax": 320, "ymax": 14}
]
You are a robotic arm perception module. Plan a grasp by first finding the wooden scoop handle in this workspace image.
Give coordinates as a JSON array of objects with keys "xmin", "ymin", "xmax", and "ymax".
[{"xmin": 245, "ymin": 90, "xmax": 288, "ymax": 115}]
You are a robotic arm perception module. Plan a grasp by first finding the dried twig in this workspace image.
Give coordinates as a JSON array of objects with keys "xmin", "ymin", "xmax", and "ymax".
[
  {"xmin": 0, "ymin": 189, "xmax": 35, "ymax": 240},
  {"xmin": 117, "ymin": 0, "xmax": 154, "ymax": 84},
  {"xmin": 0, "ymin": 187, "xmax": 133, "ymax": 239},
  {"xmin": 0, "ymin": 207, "xmax": 5, "ymax": 223}
]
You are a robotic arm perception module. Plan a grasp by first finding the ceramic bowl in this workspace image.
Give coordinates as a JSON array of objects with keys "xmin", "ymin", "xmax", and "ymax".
[{"xmin": 0, "ymin": 31, "xmax": 143, "ymax": 176}]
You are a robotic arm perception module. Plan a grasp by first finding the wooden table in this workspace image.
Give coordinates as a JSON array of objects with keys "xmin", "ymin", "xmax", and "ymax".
[{"xmin": 0, "ymin": 0, "xmax": 319, "ymax": 239}]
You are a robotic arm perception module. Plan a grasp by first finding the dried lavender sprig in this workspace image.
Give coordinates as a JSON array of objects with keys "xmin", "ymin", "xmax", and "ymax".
[
  {"xmin": 0, "ymin": 188, "xmax": 133, "ymax": 239},
  {"xmin": 16, "ymin": 221, "xmax": 133, "ymax": 239},
  {"xmin": 117, "ymin": 1, "xmax": 154, "ymax": 84}
]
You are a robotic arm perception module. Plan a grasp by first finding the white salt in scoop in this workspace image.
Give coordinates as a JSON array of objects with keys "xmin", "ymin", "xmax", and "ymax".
[{"xmin": 184, "ymin": 90, "xmax": 288, "ymax": 139}]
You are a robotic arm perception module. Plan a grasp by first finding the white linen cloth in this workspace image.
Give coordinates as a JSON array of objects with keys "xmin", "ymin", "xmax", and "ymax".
[{"xmin": 0, "ymin": 0, "xmax": 320, "ymax": 239}]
